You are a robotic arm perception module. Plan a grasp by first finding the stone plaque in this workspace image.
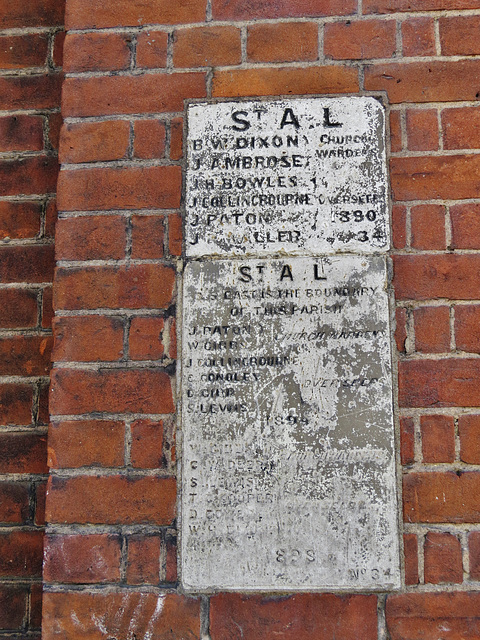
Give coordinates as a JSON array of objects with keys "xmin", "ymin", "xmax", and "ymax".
[
  {"xmin": 181, "ymin": 256, "xmax": 399, "ymax": 591},
  {"xmin": 186, "ymin": 97, "xmax": 389, "ymax": 257}
]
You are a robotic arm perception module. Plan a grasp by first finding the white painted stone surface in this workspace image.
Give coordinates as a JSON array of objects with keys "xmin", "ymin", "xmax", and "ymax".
[
  {"xmin": 181, "ymin": 256, "xmax": 400, "ymax": 591},
  {"xmin": 186, "ymin": 97, "xmax": 389, "ymax": 257}
]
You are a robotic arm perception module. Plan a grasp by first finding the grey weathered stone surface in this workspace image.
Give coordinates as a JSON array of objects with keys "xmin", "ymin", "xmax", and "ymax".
[{"xmin": 186, "ymin": 97, "xmax": 389, "ymax": 257}]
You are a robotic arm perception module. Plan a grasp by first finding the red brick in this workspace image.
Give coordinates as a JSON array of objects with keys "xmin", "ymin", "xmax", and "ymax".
[
  {"xmin": 131, "ymin": 419, "xmax": 164, "ymax": 468},
  {"xmin": 440, "ymin": 16, "xmax": 480, "ymax": 56},
  {"xmin": 403, "ymin": 534, "xmax": 419, "ymax": 585},
  {"xmin": 399, "ymin": 359, "xmax": 480, "ymax": 408},
  {"xmin": 133, "ymin": 120, "xmax": 166, "ymax": 159},
  {"xmin": 46, "ymin": 475, "xmax": 176, "ymax": 525},
  {"xmin": 42, "ymin": 286, "xmax": 54, "ymax": 329},
  {"xmin": 0, "ymin": 156, "xmax": 58, "ymax": 197},
  {"xmin": 0, "ymin": 336, "xmax": 52, "ymax": 376},
  {"xmin": 424, "ymin": 532, "xmax": 462, "ymax": 584},
  {"xmin": 169, "ymin": 212, "xmax": 182, "ymax": 256},
  {"xmin": 0, "ymin": 384, "xmax": 33, "ymax": 426},
  {"xmin": 0, "ymin": 115, "xmax": 43, "ymax": 152},
  {"xmin": 45, "ymin": 199, "xmax": 58, "ymax": 237},
  {"xmin": 62, "ymin": 73, "xmax": 206, "ymax": 117},
  {"xmin": 402, "ymin": 17, "xmax": 436, "ymax": 57},
  {"xmin": 66, "ymin": 0, "xmax": 207, "ymax": 28},
  {"xmin": 213, "ymin": 66, "xmax": 359, "ymax": 98},
  {"xmin": 60, "ymin": 120, "xmax": 130, "ymax": 163},
  {"xmin": 56, "ymin": 216, "xmax": 126, "ymax": 260},
  {"xmin": 414, "ymin": 306, "xmax": 450, "ymax": 353},
  {"xmin": 403, "ymin": 471, "xmax": 480, "ymax": 523},
  {"xmin": 0, "ymin": 531, "xmax": 43, "ymax": 577},
  {"xmin": 0, "ymin": 34, "xmax": 48, "ymax": 69},
  {"xmin": 469, "ymin": 532, "xmax": 480, "ymax": 580},
  {"xmin": 394, "ymin": 255, "xmax": 480, "ymax": 301},
  {"xmin": 0, "ymin": 482, "xmax": 29, "ymax": 523},
  {"xmin": 420, "ymin": 415, "xmax": 455, "ymax": 463},
  {"xmin": 167, "ymin": 317, "xmax": 177, "ymax": 359},
  {"xmin": 442, "ymin": 107, "xmax": 480, "ymax": 150},
  {"xmin": 126, "ymin": 535, "xmax": 161, "ymax": 584},
  {"xmin": 0, "ymin": 586, "xmax": 27, "ymax": 629},
  {"xmin": 0, "ymin": 0, "xmax": 64, "ymax": 27},
  {"xmin": 44, "ymin": 534, "xmax": 122, "ymax": 583},
  {"xmin": 387, "ymin": 592, "xmax": 480, "ymax": 640},
  {"xmin": 57, "ymin": 165, "xmax": 181, "ymax": 211},
  {"xmin": 129, "ymin": 317, "xmax": 164, "ymax": 361},
  {"xmin": 211, "ymin": 593, "xmax": 377, "ymax": 640},
  {"xmin": 170, "ymin": 118, "xmax": 183, "ymax": 160},
  {"xmin": 53, "ymin": 30, "xmax": 65, "ymax": 68},
  {"xmin": 165, "ymin": 533, "xmax": 177, "ymax": 582},
  {"xmin": 43, "ymin": 592, "xmax": 200, "ymax": 640},
  {"xmin": 389, "ymin": 111, "xmax": 402, "ymax": 153},
  {"xmin": 406, "ymin": 109, "xmax": 438, "ymax": 151},
  {"xmin": 400, "ymin": 416, "xmax": 415, "ymax": 465},
  {"xmin": 48, "ymin": 112, "xmax": 62, "ymax": 151},
  {"xmin": 395, "ymin": 308, "xmax": 407, "ymax": 354},
  {"xmin": 131, "ymin": 215, "xmax": 165, "ymax": 259},
  {"xmin": 0, "ymin": 289, "xmax": 38, "ymax": 329},
  {"xmin": 458, "ymin": 415, "xmax": 480, "ymax": 464},
  {"xmin": 325, "ymin": 20, "xmax": 396, "ymax": 60},
  {"xmin": 450, "ymin": 204, "xmax": 480, "ymax": 249},
  {"xmin": 247, "ymin": 23, "xmax": 317, "ymax": 63},
  {"xmin": 213, "ymin": 0, "xmax": 356, "ymax": 19},
  {"xmin": 30, "ymin": 583, "xmax": 43, "ymax": 628},
  {"xmin": 35, "ymin": 481, "xmax": 46, "ymax": 526},
  {"xmin": 0, "ymin": 73, "xmax": 62, "ymax": 110},
  {"xmin": 0, "ymin": 433, "xmax": 47, "ymax": 473},
  {"xmin": 63, "ymin": 32, "xmax": 131, "ymax": 73},
  {"xmin": 174, "ymin": 26, "xmax": 241, "ymax": 67},
  {"xmin": 137, "ymin": 30, "xmax": 168, "ymax": 68},
  {"xmin": 50, "ymin": 368, "xmax": 174, "ymax": 415},
  {"xmin": 0, "ymin": 201, "xmax": 42, "ymax": 239},
  {"xmin": 365, "ymin": 60, "xmax": 480, "ymax": 103},
  {"xmin": 455, "ymin": 305, "xmax": 480, "ymax": 353},
  {"xmin": 54, "ymin": 264, "xmax": 175, "ymax": 310},
  {"xmin": 410, "ymin": 204, "xmax": 445, "ymax": 250},
  {"xmin": 53, "ymin": 316, "xmax": 124, "ymax": 362},
  {"xmin": 392, "ymin": 204, "xmax": 406, "ymax": 249},
  {"xmin": 38, "ymin": 382, "xmax": 50, "ymax": 424},
  {"xmin": 365, "ymin": 0, "xmax": 480, "ymax": 12},
  {"xmin": 48, "ymin": 420, "xmax": 124, "ymax": 469}
]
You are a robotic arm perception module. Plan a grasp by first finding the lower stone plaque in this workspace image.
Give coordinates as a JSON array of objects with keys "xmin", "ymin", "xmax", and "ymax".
[{"xmin": 181, "ymin": 256, "xmax": 400, "ymax": 591}]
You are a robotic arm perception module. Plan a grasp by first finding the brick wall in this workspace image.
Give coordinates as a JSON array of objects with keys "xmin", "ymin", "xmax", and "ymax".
[
  {"xmin": 0, "ymin": 0, "xmax": 64, "ymax": 637},
  {"xmin": 39, "ymin": 0, "xmax": 480, "ymax": 638}
]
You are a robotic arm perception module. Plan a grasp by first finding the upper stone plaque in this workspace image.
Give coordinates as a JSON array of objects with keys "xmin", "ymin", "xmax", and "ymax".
[{"xmin": 186, "ymin": 97, "xmax": 389, "ymax": 257}]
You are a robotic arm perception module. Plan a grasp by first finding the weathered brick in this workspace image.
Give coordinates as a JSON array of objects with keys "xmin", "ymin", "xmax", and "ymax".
[
  {"xmin": 0, "ymin": 384, "xmax": 33, "ymax": 426},
  {"xmin": 60, "ymin": 120, "xmax": 130, "ymax": 164},
  {"xmin": 0, "ymin": 73, "xmax": 62, "ymax": 110},
  {"xmin": 395, "ymin": 307, "xmax": 407, "ymax": 354},
  {"xmin": 403, "ymin": 534, "xmax": 419, "ymax": 585},
  {"xmin": 400, "ymin": 416, "xmax": 415, "ymax": 465},
  {"xmin": 394, "ymin": 255, "xmax": 480, "ymax": 301},
  {"xmin": 399, "ymin": 359, "xmax": 480, "ymax": 408},
  {"xmin": 42, "ymin": 286, "xmax": 54, "ymax": 329},
  {"xmin": 57, "ymin": 166, "xmax": 181, "ymax": 211},
  {"xmin": 455, "ymin": 305, "xmax": 480, "ymax": 353},
  {"xmin": 45, "ymin": 199, "xmax": 58, "ymax": 237},
  {"xmin": 0, "ymin": 0, "xmax": 64, "ymax": 28},
  {"xmin": 0, "ymin": 336, "xmax": 52, "ymax": 376},
  {"xmin": 170, "ymin": 118, "xmax": 183, "ymax": 160},
  {"xmin": 424, "ymin": 532, "xmax": 463, "ymax": 584},
  {"xmin": 420, "ymin": 415, "xmax": 455, "ymax": 463},
  {"xmin": 211, "ymin": 593, "xmax": 378, "ymax": 640},
  {"xmin": 53, "ymin": 30, "xmax": 65, "ymax": 68},
  {"xmin": 174, "ymin": 26, "xmax": 241, "ymax": 67},
  {"xmin": 126, "ymin": 535, "xmax": 161, "ymax": 584},
  {"xmin": 0, "ymin": 289, "xmax": 38, "ymax": 328},
  {"xmin": 165, "ymin": 533, "xmax": 177, "ymax": 582},
  {"xmin": 458, "ymin": 415, "xmax": 480, "ymax": 464},
  {"xmin": 34, "ymin": 481, "xmax": 46, "ymax": 526},
  {"xmin": 364, "ymin": 0, "xmax": 480, "ymax": 12},
  {"xmin": 0, "ymin": 586, "xmax": 27, "ymax": 629},
  {"xmin": 167, "ymin": 317, "xmax": 177, "ymax": 360},
  {"xmin": 62, "ymin": 73, "xmax": 206, "ymax": 117},
  {"xmin": 0, "ymin": 115, "xmax": 43, "ymax": 151},
  {"xmin": 0, "ymin": 156, "xmax": 58, "ymax": 197},
  {"xmin": 406, "ymin": 109, "xmax": 438, "ymax": 151},
  {"xmin": 66, "ymin": 0, "xmax": 207, "ymax": 28},
  {"xmin": 44, "ymin": 534, "xmax": 122, "ymax": 583},
  {"xmin": 0, "ymin": 34, "xmax": 49, "ymax": 69},
  {"xmin": 365, "ymin": 60, "xmax": 480, "ymax": 103},
  {"xmin": 410, "ymin": 204, "xmax": 446, "ymax": 250},
  {"xmin": 168, "ymin": 212, "xmax": 182, "ymax": 256},
  {"xmin": 131, "ymin": 419, "xmax": 164, "ymax": 468},
  {"xmin": 213, "ymin": 0, "xmax": 356, "ymax": 19},
  {"xmin": 401, "ymin": 17, "xmax": 436, "ymax": 57},
  {"xmin": 0, "ymin": 531, "xmax": 43, "ymax": 577},
  {"xmin": 0, "ymin": 482, "xmax": 29, "ymax": 523},
  {"xmin": 324, "ymin": 19, "xmax": 396, "ymax": 60},
  {"xmin": 389, "ymin": 111, "xmax": 402, "ymax": 153},
  {"xmin": 440, "ymin": 16, "xmax": 480, "ymax": 56},
  {"xmin": 0, "ymin": 433, "xmax": 48, "ymax": 473},
  {"xmin": 54, "ymin": 264, "xmax": 175, "ymax": 310},
  {"xmin": 46, "ymin": 475, "xmax": 176, "ymax": 525},
  {"xmin": 413, "ymin": 306, "xmax": 450, "ymax": 353},
  {"xmin": 131, "ymin": 215, "xmax": 165, "ymax": 259},
  {"xmin": 392, "ymin": 204, "xmax": 406, "ymax": 249},
  {"xmin": 404, "ymin": 471, "xmax": 480, "ymax": 522},
  {"xmin": 0, "ymin": 201, "xmax": 42, "ymax": 239},
  {"xmin": 247, "ymin": 22, "xmax": 317, "ymax": 63},
  {"xmin": 442, "ymin": 107, "xmax": 480, "ymax": 150},
  {"xmin": 213, "ymin": 66, "xmax": 359, "ymax": 97},
  {"xmin": 387, "ymin": 592, "xmax": 480, "ymax": 640},
  {"xmin": 43, "ymin": 592, "xmax": 200, "ymax": 640},
  {"xmin": 63, "ymin": 32, "xmax": 131, "ymax": 73},
  {"xmin": 129, "ymin": 317, "xmax": 164, "ymax": 361},
  {"xmin": 50, "ymin": 368, "xmax": 174, "ymax": 415},
  {"xmin": 56, "ymin": 216, "xmax": 127, "ymax": 261},
  {"xmin": 469, "ymin": 532, "xmax": 480, "ymax": 580},
  {"xmin": 450, "ymin": 203, "xmax": 480, "ymax": 249},
  {"xmin": 137, "ymin": 30, "xmax": 168, "ymax": 68},
  {"xmin": 48, "ymin": 420, "xmax": 124, "ymax": 469},
  {"xmin": 133, "ymin": 120, "xmax": 166, "ymax": 159},
  {"xmin": 53, "ymin": 316, "xmax": 124, "ymax": 362}
]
